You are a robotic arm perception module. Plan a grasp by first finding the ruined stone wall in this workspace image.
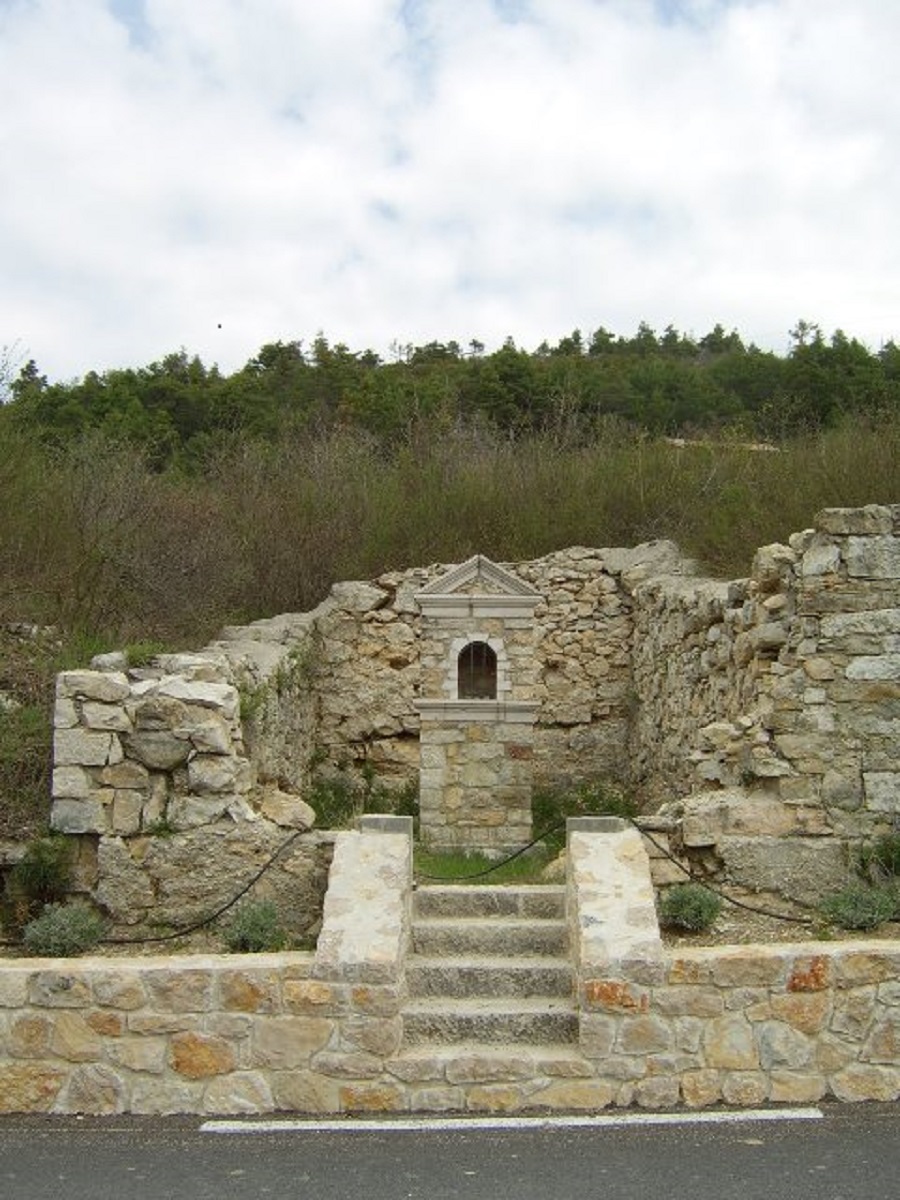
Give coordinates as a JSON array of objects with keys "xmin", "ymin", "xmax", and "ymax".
[{"xmin": 48, "ymin": 507, "xmax": 900, "ymax": 911}]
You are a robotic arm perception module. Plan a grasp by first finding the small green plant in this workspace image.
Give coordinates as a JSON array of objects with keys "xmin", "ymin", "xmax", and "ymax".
[
  {"xmin": 532, "ymin": 778, "xmax": 636, "ymax": 854},
  {"xmin": 818, "ymin": 883, "xmax": 898, "ymax": 931},
  {"xmin": 858, "ymin": 834, "xmax": 900, "ymax": 883},
  {"xmin": 22, "ymin": 902, "xmax": 106, "ymax": 956},
  {"xmin": 238, "ymin": 681, "xmax": 268, "ymax": 723},
  {"xmin": 143, "ymin": 816, "xmax": 177, "ymax": 837},
  {"xmin": 124, "ymin": 640, "xmax": 167, "ymax": 668},
  {"xmin": 221, "ymin": 899, "xmax": 288, "ymax": 952},
  {"xmin": 306, "ymin": 767, "xmax": 419, "ymax": 830},
  {"xmin": 8, "ymin": 835, "xmax": 73, "ymax": 909},
  {"xmin": 658, "ymin": 883, "xmax": 723, "ymax": 932}
]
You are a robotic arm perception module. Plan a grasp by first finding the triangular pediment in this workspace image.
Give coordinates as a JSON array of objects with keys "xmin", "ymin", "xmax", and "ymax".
[{"xmin": 417, "ymin": 555, "xmax": 539, "ymax": 599}]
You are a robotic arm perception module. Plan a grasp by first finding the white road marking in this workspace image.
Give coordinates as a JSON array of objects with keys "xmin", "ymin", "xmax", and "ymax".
[{"xmin": 202, "ymin": 1107, "xmax": 823, "ymax": 1134}]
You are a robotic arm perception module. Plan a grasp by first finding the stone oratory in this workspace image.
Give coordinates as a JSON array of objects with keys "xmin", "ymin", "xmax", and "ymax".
[{"xmin": 414, "ymin": 554, "xmax": 541, "ymax": 853}]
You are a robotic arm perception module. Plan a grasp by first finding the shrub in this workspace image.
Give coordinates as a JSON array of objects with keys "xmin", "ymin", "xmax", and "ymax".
[
  {"xmin": 8, "ymin": 835, "xmax": 73, "ymax": 908},
  {"xmin": 22, "ymin": 902, "xmax": 106, "ymax": 956},
  {"xmin": 658, "ymin": 883, "xmax": 722, "ymax": 932},
  {"xmin": 819, "ymin": 883, "xmax": 897, "ymax": 931},
  {"xmin": 221, "ymin": 900, "xmax": 287, "ymax": 952},
  {"xmin": 858, "ymin": 834, "xmax": 900, "ymax": 882},
  {"xmin": 532, "ymin": 778, "xmax": 636, "ymax": 854}
]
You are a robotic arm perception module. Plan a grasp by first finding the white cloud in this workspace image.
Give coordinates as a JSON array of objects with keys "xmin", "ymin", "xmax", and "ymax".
[{"xmin": 1, "ymin": 0, "xmax": 899, "ymax": 380}]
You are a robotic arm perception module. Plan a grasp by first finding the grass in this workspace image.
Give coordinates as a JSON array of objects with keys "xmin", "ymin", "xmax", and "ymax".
[{"xmin": 414, "ymin": 845, "xmax": 557, "ymax": 885}]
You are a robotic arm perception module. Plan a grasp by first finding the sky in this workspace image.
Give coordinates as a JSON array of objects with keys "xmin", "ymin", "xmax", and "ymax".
[{"xmin": 1, "ymin": 0, "xmax": 899, "ymax": 383}]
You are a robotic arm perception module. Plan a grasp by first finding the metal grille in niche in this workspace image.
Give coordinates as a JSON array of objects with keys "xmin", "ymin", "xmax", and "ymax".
[{"xmin": 458, "ymin": 641, "xmax": 497, "ymax": 700}]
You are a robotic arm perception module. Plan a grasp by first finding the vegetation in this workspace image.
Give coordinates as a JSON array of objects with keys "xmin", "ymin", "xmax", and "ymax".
[
  {"xmin": 658, "ymin": 883, "xmax": 723, "ymax": 932},
  {"xmin": 306, "ymin": 769, "xmax": 419, "ymax": 831},
  {"xmin": 857, "ymin": 833, "xmax": 900, "ymax": 884},
  {"xmin": 21, "ymin": 902, "xmax": 106, "ymax": 956},
  {"xmin": 414, "ymin": 846, "xmax": 555, "ymax": 884},
  {"xmin": 220, "ymin": 899, "xmax": 288, "ymax": 953},
  {"xmin": 818, "ymin": 883, "xmax": 898, "ymax": 932},
  {"xmin": 533, "ymin": 778, "xmax": 636, "ymax": 855}
]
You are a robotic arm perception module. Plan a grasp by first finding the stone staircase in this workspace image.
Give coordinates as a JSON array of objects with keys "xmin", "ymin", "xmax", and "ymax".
[{"xmin": 394, "ymin": 884, "xmax": 584, "ymax": 1082}]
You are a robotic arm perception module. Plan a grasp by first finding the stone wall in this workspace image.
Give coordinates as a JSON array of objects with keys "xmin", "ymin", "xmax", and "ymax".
[
  {"xmin": 48, "ymin": 506, "xmax": 900, "ymax": 909},
  {"xmin": 3, "ymin": 823, "xmax": 900, "ymax": 1115}
]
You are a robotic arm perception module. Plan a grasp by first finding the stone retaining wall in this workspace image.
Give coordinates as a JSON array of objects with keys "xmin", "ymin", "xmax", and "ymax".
[{"xmin": 2, "ymin": 823, "xmax": 899, "ymax": 1114}]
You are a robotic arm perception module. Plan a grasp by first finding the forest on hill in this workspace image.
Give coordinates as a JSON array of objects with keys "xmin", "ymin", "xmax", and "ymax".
[{"xmin": 4, "ymin": 320, "xmax": 900, "ymax": 469}]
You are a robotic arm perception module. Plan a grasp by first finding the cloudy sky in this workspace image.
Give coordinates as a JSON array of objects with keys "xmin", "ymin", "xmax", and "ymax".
[{"xmin": 1, "ymin": 0, "xmax": 898, "ymax": 382}]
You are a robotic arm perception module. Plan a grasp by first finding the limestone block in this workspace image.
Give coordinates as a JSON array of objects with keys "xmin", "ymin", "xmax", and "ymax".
[
  {"xmin": 49, "ymin": 763, "xmax": 96, "ymax": 802},
  {"xmin": 203, "ymin": 1072, "xmax": 274, "ymax": 1115},
  {"xmin": 252, "ymin": 1017, "xmax": 333, "ymax": 1068},
  {"xmin": 330, "ymin": 580, "xmax": 389, "ymax": 613},
  {"xmin": 863, "ymin": 772, "xmax": 899, "ymax": 812},
  {"xmin": 721, "ymin": 1072, "xmax": 768, "ymax": 1106},
  {"xmin": 184, "ymin": 711, "xmax": 235, "ymax": 755},
  {"xmin": 54, "ymin": 728, "xmax": 118, "ymax": 767},
  {"xmin": 817, "ymin": 506, "xmax": 893, "ymax": 536},
  {"xmin": 51, "ymin": 797, "xmax": 108, "ymax": 835},
  {"xmin": 830, "ymin": 1063, "xmax": 900, "ymax": 1102},
  {"xmin": 81, "ymin": 701, "xmax": 133, "ymax": 732},
  {"xmin": 272, "ymin": 1070, "xmax": 341, "ymax": 1114},
  {"xmin": 58, "ymin": 671, "xmax": 130, "ymax": 703},
  {"xmin": 846, "ymin": 535, "xmax": 900, "ymax": 580},
  {"xmin": 257, "ymin": 788, "xmax": 316, "ymax": 830},
  {"xmin": 170, "ymin": 1032, "xmax": 236, "ymax": 1079},
  {"xmin": 752, "ymin": 543, "xmax": 797, "ymax": 590},
  {"xmin": 54, "ymin": 1064, "xmax": 128, "ymax": 1115},
  {"xmin": 100, "ymin": 760, "xmax": 151, "ymax": 790},
  {"xmin": 28, "ymin": 971, "xmax": 91, "ymax": 1009},
  {"xmin": 188, "ymin": 754, "xmax": 253, "ymax": 795},
  {"xmin": 680, "ymin": 789, "xmax": 796, "ymax": 846},
  {"xmin": 112, "ymin": 791, "xmax": 144, "ymax": 835},
  {"xmin": 54, "ymin": 697, "xmax": 79, "ymax": 729},
  {"xmin": 123, "ymin": 730, "xmax": 191, "ymax": 770},
  {"xmin": 757, "ymin": 1021, "xmax": 813, "ymax": 1070},
  {"xmin": 718, "ymin": 837, "xmax": 848, "ymax": 905},
  {"xmin": 50, "ymin": 1012, "xmax": 104, "ymax": 1063},
  {"xmin": 143, "ymin": 969, "xmax": 214, "ymax": 1014},
  {"xmin": 681, "ymin": 1069, "xmax": 721, "ymax": 1108},
  {"xmin": 801, "ymin": 542, "xmax": 842, "ymax": 577},
  {"xmin": 157, "ymin": 678, "xmax": 240, "ymax": 719}
]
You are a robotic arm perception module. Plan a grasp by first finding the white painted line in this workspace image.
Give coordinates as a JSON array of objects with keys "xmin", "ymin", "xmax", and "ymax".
[{"xmin": 202, "ymin": 1108, "xmax": 823, "ymax": 1135}]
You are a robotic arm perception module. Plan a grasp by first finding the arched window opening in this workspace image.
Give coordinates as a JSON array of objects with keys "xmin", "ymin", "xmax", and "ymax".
[{"xmin": 458, "ymin": 641, "xmax": 497, "ymax": 700}]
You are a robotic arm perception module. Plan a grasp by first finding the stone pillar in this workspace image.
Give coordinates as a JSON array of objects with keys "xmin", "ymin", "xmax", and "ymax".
[{"xmin": 414, "ymin": 556, "xmax": 541, "ymax": 854}]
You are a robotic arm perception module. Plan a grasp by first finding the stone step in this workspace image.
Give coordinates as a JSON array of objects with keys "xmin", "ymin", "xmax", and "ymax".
[
  {"xmin": 413, "ymin": 884, "xmax": 566, "ymax": 921},
  {"xmin": 406, "ymin": 955, "xmax": 573, "ymax": 1000},
  {"xmin": 389, "ymin": 1043, "xmax": 591, "ymax": 1086},
  {"xmin": 411, "ymin": 917, "xmax": 569, "ymax": 958},
  {"xmin": 402, "ymin": 997, "xmax": 579, "ymax": 1046}
]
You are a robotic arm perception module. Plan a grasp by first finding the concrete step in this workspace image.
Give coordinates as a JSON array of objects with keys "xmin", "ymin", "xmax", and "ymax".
[
  {"xmin": 402, "ymin": 997, "xmax": 578, "ymax": 1046},
  {"xmin": 406, "ymin": 955, "xmax": 573, "ymax": 1000},
  {"xmin": 411, "ymin": 917, "xmax": 568, "ymax": 958},
  {"xmin": 413, "ymin": 884, "xmax": 566, "ymax": 921}
]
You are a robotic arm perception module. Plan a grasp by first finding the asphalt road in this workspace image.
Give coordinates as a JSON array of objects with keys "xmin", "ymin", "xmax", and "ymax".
[{"xmin": 1, "ymin": 1104, "xmax": 899, "ymax": 1200}]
